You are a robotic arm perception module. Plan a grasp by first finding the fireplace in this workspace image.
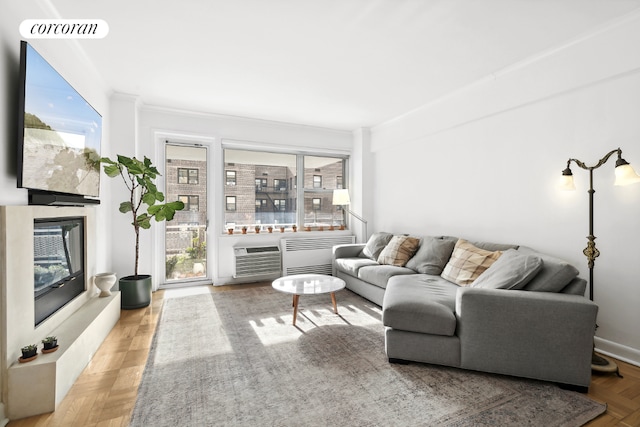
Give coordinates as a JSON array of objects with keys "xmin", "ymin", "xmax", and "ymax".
[
  {"xmin": 2, "ymin": 205, "xmax": 121, "ymax": 420},
  {"xmin": 33, "ymin": 217, "xmax": 85, "ymax": 326}
]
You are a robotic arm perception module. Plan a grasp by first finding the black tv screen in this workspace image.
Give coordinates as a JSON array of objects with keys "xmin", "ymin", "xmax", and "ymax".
[{"xmin": 17, "ymin": 41, "xmax": 102, "ymax": 198}]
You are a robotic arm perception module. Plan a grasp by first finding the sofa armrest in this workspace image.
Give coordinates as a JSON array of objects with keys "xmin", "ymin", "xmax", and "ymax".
[
  {"xmin": 456, "ymin": 287, "xmax": 597, "ymax": 387},
  {"xmin": 333, "ymin": 244, "xmax": 365, "ymax": 260},
  {"xmin": 332, "ymin": 244, "xmax": 366, "ymax": 276}
]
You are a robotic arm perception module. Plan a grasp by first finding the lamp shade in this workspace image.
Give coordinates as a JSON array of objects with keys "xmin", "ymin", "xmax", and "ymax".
[
  {"xmin": 559, "ymin": 167, "xmax": 576, "ymax": 191},
  {"xmin": 614, "ymin": 162, "xmax": 640, "ymax": 186},
  {"xmin": 332, "ymin": 189, "xmax": 351, "ymax": 205}
]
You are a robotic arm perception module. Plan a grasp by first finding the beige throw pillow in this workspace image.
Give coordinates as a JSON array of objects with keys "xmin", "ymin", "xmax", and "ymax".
[
  {"xmin": 377, "ymin": 235, "xmax": 420, "ymax": 267},
  {"xmin": 441, "ymin": 239, "xmax": 502, "ymax": 286}
]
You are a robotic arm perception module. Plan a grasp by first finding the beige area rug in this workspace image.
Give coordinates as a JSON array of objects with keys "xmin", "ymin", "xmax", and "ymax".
[{"xmin": 130, "ymin": 286, "xmax": 606, "ymax": 426}]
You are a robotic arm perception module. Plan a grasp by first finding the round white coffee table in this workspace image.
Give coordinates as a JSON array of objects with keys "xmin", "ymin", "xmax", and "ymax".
[{"xmin": 272, "ymin": 274, "xmax": 346, "ymax": 326}]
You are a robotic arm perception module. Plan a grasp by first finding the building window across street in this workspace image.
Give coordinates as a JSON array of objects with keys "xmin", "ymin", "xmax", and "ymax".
[
  {"xmin": 226, "ymin": 170, "xmax": 236, "ymax": 186},
  {"xmin": 226, "ymin": 196, "xmax": 236, "ymax": 211},
  {"xmin": 178, "ymin": 195, "xmax": 200, "ymax": 211},
  {"xmin": 178, "ymin": 168, "xmax": 199, "ymax": 184}
]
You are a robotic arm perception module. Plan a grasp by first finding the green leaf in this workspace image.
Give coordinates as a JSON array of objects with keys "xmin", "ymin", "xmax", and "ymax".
[
  {"xmin": 100, "ymin": 157, "xmax": 116, "ymax": 165},
  {"xmin": 103, "ymin": 164, "xmax": 121, "ymax": 178},
  {"xmin": 136, "ymin": 214, "xmax": 152, "ymax": 229},
  {"xmin": 167, "ymin": 200, "xmax": 185, "ymax": 210},
  {"xmin": 142, "ymin": 192, "xmax": 157, "ymax": 206},
  {"xmin": 119, "ymin": 202, "xmax": 133, "ymax": 213},
  {"xmin": 147, "ymin": 201, "xmax": 185, "ymax": 222}
]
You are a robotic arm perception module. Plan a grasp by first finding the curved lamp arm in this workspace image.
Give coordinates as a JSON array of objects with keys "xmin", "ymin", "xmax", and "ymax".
[{"xmin": 344, "ymin": 208, "xmax": 368, "ymax": 243}]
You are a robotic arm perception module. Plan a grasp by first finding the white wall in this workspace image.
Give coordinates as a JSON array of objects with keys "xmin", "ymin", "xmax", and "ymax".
[{"xmin": 370, "ymin": 11, "xmax": 640, "ymax": 366}]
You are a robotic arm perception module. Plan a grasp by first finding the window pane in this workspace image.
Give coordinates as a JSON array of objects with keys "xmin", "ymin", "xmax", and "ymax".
[
  {"xmin": 304, "ymin": 156, "xmax": 344, "ymax": 190},
  {"xmin": 226, "ymin": 170, "xmax": 236, "ymax": 186},
  {"xmin": 226, "ymin": 196, "xmax": 236, "ymax": 211},
  {"xmin": 165, "ymin": 144, "xmax": 208, "ymax": 282},
  {"xmin": 304, "ymin": 190, "xmax": 339, "ymax": 227},
  {"xmin": 223, "ymin": 149, "xmax": 297, "ymax": 231}
]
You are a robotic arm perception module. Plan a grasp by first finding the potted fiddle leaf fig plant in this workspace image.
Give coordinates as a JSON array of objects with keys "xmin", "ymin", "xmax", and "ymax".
[{"xmin": 101, "ymin": 155, "xmax": 184, "ymax": 309}]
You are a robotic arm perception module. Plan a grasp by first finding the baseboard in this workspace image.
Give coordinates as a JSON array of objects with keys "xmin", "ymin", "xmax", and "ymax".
[
  {"xmin": 595, "ymin": 337, "xmax": 640, "ymax": 367},
  {"xmin": 0, "ymin": 403, "xmax": 8, "ymax": 427}
]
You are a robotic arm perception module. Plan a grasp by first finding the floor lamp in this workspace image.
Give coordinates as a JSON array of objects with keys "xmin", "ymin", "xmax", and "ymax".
[
  {"xmin": 332, "ymin": 189, "xmax": 368, "ymax": 242},
  {"xmin": 559, "ymin": 147, "xmax": 640, "ymax": 375}
]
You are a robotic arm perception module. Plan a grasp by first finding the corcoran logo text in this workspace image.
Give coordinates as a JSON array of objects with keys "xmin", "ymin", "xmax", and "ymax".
[{"xmin": 20, "ymin": 19, "xmax": 109, "ymax": 39}]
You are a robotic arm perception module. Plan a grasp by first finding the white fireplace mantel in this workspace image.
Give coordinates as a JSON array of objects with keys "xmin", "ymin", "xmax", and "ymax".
[{"xmin": 0, "ymin": 206, "xmax": 120, "ymax": 420}]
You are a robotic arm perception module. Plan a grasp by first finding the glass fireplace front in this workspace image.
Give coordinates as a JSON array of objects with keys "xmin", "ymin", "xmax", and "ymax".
[{"xmin": 34, "ymin": 216, "xmax": 85, "ymax": 326}]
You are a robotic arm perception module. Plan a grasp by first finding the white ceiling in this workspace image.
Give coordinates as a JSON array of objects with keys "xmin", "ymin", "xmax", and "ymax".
[{"xmin": 49, "ymin": 0, "xmax": 640, "ymax": 131}]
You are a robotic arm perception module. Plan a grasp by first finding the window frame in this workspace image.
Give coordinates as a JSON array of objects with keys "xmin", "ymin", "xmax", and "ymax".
[
  {"xmin": 222, "ymin": 146, "xmax": 348, "ymax": 233},
  {"xmin": 178, "ymin": 167, "xmax": 199, "ymax": 184},
  {"xmin": 225, "ymin": 196, "xmax": 236, "ymax": 212},
  {"xmin": 225, "ymin": 170, "xmax": 236, "ymax": 186}
]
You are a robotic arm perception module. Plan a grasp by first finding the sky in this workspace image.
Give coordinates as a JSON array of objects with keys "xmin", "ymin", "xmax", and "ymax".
[{"xmin": 24, "ymin": 42, "xmax": 102, "ymax": 152}]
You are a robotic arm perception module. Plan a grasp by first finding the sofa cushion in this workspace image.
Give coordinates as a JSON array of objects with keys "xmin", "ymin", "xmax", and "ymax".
[
  {"xmin": 357, "ymin": 265, "xmax": 416, "ymax": 289},
  {"xmin": 441, "ymin": 239, "xmax": 502, "ymax": 286},
  {"xmin": 382, "ymin": 275, "xmax": 459, "ymax": 336},
  {"xmin": 362, "ymin": 232, "xmax": 394, "ymax": 260},
  {"xmin": 377, "ymin": 235, "xmax": 420, "ymax": 267},
  {"xmin": 468, "ymin": 240, "xmax": 518, "ymax": 252},
  {"xmin": 334, "ymin": 257, "xmax": 379, "ymax": 277},
  {"xmin": 518, "ymin": 246, "xmax": 579, "ymax": 292},
  {"xmin": 471, "ymin": 248, "xmax": 543, "ymax": 290},
  {"xmin": 405, "ymin": 236, "xmax": 457, "ymax": 275}
]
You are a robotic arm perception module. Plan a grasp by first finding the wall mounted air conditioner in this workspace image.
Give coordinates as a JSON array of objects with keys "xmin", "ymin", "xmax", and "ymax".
[{"xmin": 233, "ymin": 246, "xmax": 281, "ymax": 278}]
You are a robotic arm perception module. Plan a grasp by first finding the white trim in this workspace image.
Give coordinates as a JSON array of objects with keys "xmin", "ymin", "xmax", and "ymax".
[
  {"xmin": 595, "ymin": 336, "xmax": 640, "ymax": 368},
  {"xmin": 221, "ymin": 138, "xmax": 350, "ymax": 157},
  {"xmin": 141, "ymin": 104, "xmax": 351, "ymax": 134},
  {"xmin": 153, "ymin": 130, "xmax": 217, "ymax": 290},
  {"xmin": 0, "ymin": 402, "xmax": 8, "ymax": 427}
]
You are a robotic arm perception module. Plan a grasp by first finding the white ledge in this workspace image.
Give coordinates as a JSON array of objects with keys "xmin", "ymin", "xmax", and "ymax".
[{"xmin": 7, "ymin": 293, "xmax": 120, "ymax": 419}]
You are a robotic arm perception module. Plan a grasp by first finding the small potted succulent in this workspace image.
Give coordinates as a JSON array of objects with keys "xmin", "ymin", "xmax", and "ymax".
[
  {"xmin": 254, "ymin": 225, "xmax": 261, "ymax": 234},
  {"xmin": 227, "ymin": 228, "xmax": 234, "ymax": 235},
  {"xmin": 21, "ymin": 344, "xmax": 38, "ymax": 360},
  {"xmin": 242, "ymin": 226, "xmax": 248, "ymax": 234},
  {"xmin": 42, "ymin": 336, "xmax": 58, "ymax": 351},
  {"xmin": 292, "ymin": 224, "xmax": 297, "ymax": 232},
  {"xmin": 279, "ymin": 226, "xmax": 285, "ymax": 233}
]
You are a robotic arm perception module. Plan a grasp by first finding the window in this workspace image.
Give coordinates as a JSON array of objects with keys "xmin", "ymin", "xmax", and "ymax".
[
  {"xmin": 223, "ymin": 148, "xmax": 347, "ymax": 232},
  {"xmin": 273, "ymin": 179, "xmax": 286, "ymax": 191},
  {"xmin": 225, "ymin": 170, "xmax": 236, "ymax": 186},
  {"xmin": 226, "ymin": 196, "xmax": 236, "ymax": 211},
  {"xmin": 179, "ymin": 195, "xmax": 199, "ymax": 211},
  {"xmin": 255, "ymin": 178, "xmax": 267, "ymax": 191},
  {"xmin": 178, "ymin": 168, "xmax": 199, "ymax": 184},
  {"xmin": 274, "ymin": 199, "xmax": 286, "ymax": 211},
  {"xmin": 303, "ymin": 156, "xmax": 346, "ymax": 227}
]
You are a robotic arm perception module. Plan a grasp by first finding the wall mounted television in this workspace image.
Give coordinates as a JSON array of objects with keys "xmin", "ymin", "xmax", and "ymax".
[{"xmin": 17, "ymin": 41, "xmax": 102, "ymax": 206}]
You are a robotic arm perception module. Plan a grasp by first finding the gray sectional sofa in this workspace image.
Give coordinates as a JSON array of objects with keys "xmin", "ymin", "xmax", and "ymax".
[{"xmin": 332, "ymin": 233, "xmax": 598, "ymax": 391}]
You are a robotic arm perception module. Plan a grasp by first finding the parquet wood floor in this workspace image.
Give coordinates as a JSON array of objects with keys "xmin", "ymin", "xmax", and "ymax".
[{"xmin": 6, "ymin": 285, "xmax": 640, "ymax": 426}]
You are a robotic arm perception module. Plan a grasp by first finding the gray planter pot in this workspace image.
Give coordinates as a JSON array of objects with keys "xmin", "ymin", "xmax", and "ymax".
[{"xmin": 119, "ymin": 275, "xmax": 152, "ymax": 309}]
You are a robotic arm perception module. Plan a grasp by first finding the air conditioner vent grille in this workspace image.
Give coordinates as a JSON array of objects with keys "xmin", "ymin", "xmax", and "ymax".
[
  {"xmin": 234, "ymin": 246, "xmax": 281, "ymax": 278},
  {"xmin": 281, "ymin": 235, "xmax": 355, "ymax": 276}
]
